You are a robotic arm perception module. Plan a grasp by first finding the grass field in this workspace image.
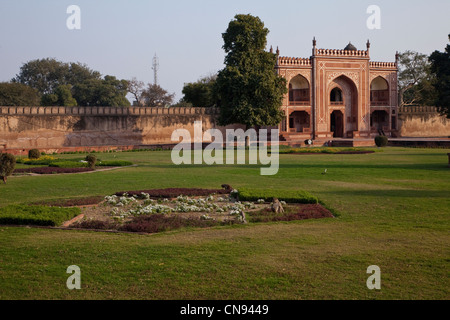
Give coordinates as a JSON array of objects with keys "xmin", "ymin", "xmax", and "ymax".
[{"xmin": 0, "ymin": 147, "xmax": 449, "ymax": 300}]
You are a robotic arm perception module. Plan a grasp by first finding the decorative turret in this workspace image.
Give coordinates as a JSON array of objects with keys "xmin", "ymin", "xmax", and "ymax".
[{"xmin": 312, "ymin": 37, "xmax": 317, "ymax": 55}]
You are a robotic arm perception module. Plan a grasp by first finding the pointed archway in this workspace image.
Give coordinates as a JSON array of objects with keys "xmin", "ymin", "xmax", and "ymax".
[{"xmin": 328, "ymin": 75, "xmax": 358, "ymax": 137}]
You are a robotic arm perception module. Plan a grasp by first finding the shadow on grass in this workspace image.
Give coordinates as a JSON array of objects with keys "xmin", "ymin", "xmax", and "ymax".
[
  {"xmin": 141, "ymin": 162, "xmax": 449, "ymax": 172},
  {"xmin": 320, "ymin": 188, "xmax": 450, "ymax": 199},
  {"xmin": 277, "ymin": 163, "xmax": 449, "ymax": 172}
]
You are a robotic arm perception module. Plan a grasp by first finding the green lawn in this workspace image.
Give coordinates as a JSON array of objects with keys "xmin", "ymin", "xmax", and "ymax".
[{"xmin": 0, "ymin": 147, "xmax": 449, "ymax": 299}]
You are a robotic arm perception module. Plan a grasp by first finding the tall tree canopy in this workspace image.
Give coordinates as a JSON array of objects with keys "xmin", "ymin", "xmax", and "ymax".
[
  {"xmin": 0, "ymin": 82, "xmax": 40, "ymax": 106},
  {"xmin": 182, "ymin": 74, "xmax": 217, "ymax": 107},
  {"xmin": 12, "ymin": 58, "xmax": 129, "ymax": 107},
  {"xmin": 429, "ymin": 35, "xmax": 450, "ymax": 118},
  {"xmin": 41, "ymin": 84, "xmax": 77, "ymax": 107},
  {"xmin": 140, "ymin": 84, "xmax": 175, "ymax": 107},
  {"xmin": 73, "ymin": 76, "xmax": 130, "ymax": 107},
  {"xmin": 397, "ymin": 51, "xmax": 437, "ymax": 107},
  {"xmin": 215, "ymin": 14, "xmax": 287, "ymax": 128}
]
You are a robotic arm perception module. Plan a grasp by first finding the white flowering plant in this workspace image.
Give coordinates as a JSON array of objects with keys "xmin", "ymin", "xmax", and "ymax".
[{"xmin": 103, "ymin": 192, "xmax": 264, "ymax": 224}]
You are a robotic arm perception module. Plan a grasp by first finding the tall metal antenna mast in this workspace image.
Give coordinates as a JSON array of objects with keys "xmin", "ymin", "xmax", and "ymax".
[{"xmin": 152, "ymin": 53, "xmax": 159, "ymax": 86}]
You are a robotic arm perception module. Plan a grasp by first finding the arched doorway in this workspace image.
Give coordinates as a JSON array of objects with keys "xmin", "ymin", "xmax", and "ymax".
[
  {"xmin": 330, "ymin": 110, "xmax": 344, "ymax": 138},
  {"xmin": 370, "ymin": 77, "xmax": 389, "ymax": 106},
  {"xmin": 289, "ymin": 75, "xmax": 310, "ymax": 105}
]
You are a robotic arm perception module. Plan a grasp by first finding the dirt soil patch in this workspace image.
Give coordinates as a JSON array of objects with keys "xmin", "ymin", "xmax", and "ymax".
[{"xmin": 31, "ymin": 196, "xmax": 105, "ymax": 207}]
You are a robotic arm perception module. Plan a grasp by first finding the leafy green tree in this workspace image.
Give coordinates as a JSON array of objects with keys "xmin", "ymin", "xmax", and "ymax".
[
  {"xmin": 429, "ymin": 35, "xmax": 450, "ymax": 118},
  {"xmin": 0, "ymin": 82, "xmax": 40, "ymax": 106},
  {"xmin": 398, "ymin": 51, "xmax": 437, "ymax": 107},
  {"xmin": 182, "ymin": 74, "xmax": 217, "ymax": 107},
  {"xmin": 73, "ymin": 76, "xmax": 130, "ymax": 107},
  {"xmin": 141, "ymin": 84, "xmax": 175, "ymax": 107},
  {"xmin": 215, "ymin": 14, "xmax": 287, "ymax": 128},
  {"xmin": 67, "ymin": 62, "xmax": 102, "ymax": 86},
  {"xmin": 41, "ymin": 85, "xmax": 77, "ymax": 106},
  {"xmin": 13, "ymin": 58, "xmax": 70, "ymax": 95},
  {"xmin": 13, "ymin": 58, "xmax": 128, "ymax": 107}
]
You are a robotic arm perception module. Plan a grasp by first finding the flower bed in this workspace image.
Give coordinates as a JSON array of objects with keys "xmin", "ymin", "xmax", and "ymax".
[
  {"xmin": 14, "ymin": 167, "xmax": 94, "ymax": 174},
  {"xmin": 117, "ymin": 214, "xmax": 224, "ymax": 234},
  {"xmin": 248, "ymin": 204, "xmax": 334, "ymax": 223},
  {"xmin": 15, "ymin": 156, "xmax": 133, "ymax": 173},
  {"xmin": 67, "ymin": 187, "xmax": 334, "ymax": 234}
]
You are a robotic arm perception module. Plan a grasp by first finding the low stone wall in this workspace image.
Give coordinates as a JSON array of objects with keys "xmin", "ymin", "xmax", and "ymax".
[
  {"xmin": 398, "ymin": 106, "xmax": 450, "ymax": 137},
  {"xmin": 0, "ymin": 106, "xmax": 245, "ymax": 154}
]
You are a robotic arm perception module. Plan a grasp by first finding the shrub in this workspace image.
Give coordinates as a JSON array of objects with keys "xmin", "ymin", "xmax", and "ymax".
[
  {"xmin": 0, "ymin": 205, "xmax": 81, "ymax": 226},
  {"xmin": 28, "ymin": 149, "xmax": 41, "ymax": 159},
  {"xmin": 85, "ymin": 154, "xmax": 97, "ymax": 169},
  {"xmin": 375, "ymin": 135, "xmax": 388, "ymax": 147},
  {"xmin": 0, "ymin": 153, "xmax": 16, "ymax": 184},
  {"xmin": 237, "ymin": 188, "xmax": 318, "ymax": 204}
]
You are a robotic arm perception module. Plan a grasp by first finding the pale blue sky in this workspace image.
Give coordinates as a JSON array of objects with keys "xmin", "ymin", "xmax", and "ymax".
[{"xmin": 1, "ymin": 0, "xmax": 449, "ymax": 102}]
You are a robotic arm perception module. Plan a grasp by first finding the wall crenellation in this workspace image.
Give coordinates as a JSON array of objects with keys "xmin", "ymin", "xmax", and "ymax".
[{"xmin": 0, "ymin": 106, "xmax": 220, "ymax": 117}]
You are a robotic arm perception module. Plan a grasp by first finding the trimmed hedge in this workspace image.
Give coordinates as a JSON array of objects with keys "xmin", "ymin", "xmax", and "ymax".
[
  {"xmin": 375, "ymin": 135, "xmax": 389, "ymax": 147},
  {"xmin": 49, "ymin": 161, "xmax": 87, "ymax": 168},
  {"xmin": 85, "ymin": 154, "xmax": 97, "ymax": 169},
  {"xmin": 97, "ymin": 160, "xmax": 133, "ymax": 167},
  {"xmin": 28, "ymin": 149, "xmax": 41, "ymax": 159},
  {"xmin": 0, "ymin": 205, "xmax": 81, "ymax": 226},
  {"xmin": 237, "ymin": 188, "xmax": 318, "ymax": 204},
  {"xmin": 14, "ymin": 167, "xmax": 94, "ymax": 174}
]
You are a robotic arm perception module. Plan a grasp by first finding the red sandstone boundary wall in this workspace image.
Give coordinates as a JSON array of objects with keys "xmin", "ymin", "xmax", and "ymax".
[
  {"xmin": 0, "ymin": 106, "xmax": 249, "ymax": 155},
  {"xmin": 398, "ymin": 106, "xmax": 450, "ymax": 138}
]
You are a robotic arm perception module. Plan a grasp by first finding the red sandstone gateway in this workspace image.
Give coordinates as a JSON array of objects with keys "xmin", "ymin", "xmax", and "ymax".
[{"xmin": 275, "ymin": 39, "xmax": 399, "ymax": 144}]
